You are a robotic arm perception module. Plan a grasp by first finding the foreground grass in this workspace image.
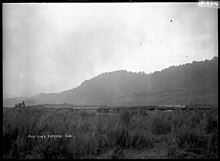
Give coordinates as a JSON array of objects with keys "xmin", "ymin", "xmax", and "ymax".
[{"xmin": 3, "ymin": 106, "xmax": 218, "ymax": 159}]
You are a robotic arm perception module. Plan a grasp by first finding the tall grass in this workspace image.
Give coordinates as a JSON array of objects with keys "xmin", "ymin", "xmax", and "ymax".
[{"xmin": 3, "ymin": 107, "xmax": 218, "ymax": 159}]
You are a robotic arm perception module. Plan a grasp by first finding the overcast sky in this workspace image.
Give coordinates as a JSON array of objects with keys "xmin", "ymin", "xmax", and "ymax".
[{"xmin": 3, "ymin": 3, "xmax": 218, "ymax": 98}]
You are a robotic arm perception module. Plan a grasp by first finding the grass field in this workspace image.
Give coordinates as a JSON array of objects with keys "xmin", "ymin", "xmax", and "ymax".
[{"xmin": 3, "ymin": 105, "xmax": 218, "ymax": 159}]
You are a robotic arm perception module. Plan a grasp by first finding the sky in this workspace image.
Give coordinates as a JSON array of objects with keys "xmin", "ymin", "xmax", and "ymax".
[{"xmin": 3, "ymin": 3, "xmax": 218, "ymax": 98}]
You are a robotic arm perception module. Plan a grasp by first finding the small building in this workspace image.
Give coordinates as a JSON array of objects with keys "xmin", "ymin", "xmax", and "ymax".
[{"xmin": 15, "ymin": 101, "xmax": 25, "ymax": 108}]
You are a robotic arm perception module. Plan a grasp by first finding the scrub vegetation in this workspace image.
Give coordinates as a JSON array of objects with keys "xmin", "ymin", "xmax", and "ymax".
[{"xmin": 3, "ymin": 106, "xmax": 218, "ymax": 159}]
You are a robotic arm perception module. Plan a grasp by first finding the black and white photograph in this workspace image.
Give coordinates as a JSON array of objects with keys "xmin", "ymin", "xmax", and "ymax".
[{"xmin": 3, "ymin": 2, "xmax": 218, "ymax": 159}]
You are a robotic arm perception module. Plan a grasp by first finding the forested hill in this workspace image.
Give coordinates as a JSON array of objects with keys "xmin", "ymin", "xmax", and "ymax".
[{"xmin": 4, "ymin": 57, "xmax": 218, "ymax": 107}]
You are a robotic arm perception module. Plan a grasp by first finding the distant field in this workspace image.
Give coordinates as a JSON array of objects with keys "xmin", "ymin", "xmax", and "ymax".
[
  {"xmin": 5, "ymin": 103, "xmax": 218, "ymax": 110},
  {"xmin": 3, "ymin": 105, "xmax": 218, "ymax": 159}
]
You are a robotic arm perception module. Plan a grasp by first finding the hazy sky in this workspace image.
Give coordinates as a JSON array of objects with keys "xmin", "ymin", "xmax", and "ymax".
[{"xmin": 3, "ymin": 3, "xmax": 218, "ymax": 98}]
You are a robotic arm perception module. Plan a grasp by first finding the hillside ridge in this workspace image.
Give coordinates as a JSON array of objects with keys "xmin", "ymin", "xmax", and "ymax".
[{"xmin": 3, "ymin": 57, "xmax": 218, "ymax": 107}]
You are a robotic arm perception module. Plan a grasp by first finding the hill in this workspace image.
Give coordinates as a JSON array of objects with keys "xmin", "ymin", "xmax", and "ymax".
[{"xmin": 4, "ymin": 57, "xmax": 218, "ymax": 107}]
